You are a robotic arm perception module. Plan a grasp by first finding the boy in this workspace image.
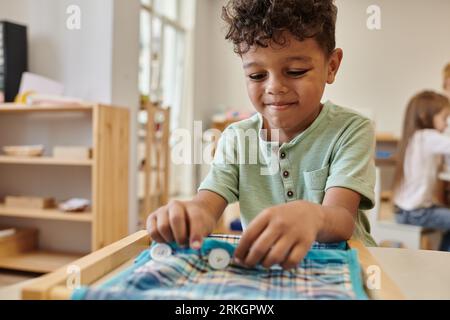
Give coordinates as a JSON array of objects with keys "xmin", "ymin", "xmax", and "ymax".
[{"xmin": 147, "ymin": 0, "xmax": 376, "ymax": 270}]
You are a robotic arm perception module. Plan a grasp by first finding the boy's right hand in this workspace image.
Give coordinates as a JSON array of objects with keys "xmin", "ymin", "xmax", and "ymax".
[{"xmin": 146, "ymin": 200, "xmax": 217, "ymax": 250}]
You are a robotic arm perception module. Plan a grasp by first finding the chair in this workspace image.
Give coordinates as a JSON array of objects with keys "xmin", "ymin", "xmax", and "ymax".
[
  {"xmin": 141, "ymin": 101, "xmax": 171, "ymax": 217},
  {"xmin": 366, "ymin": 167, "xmax": 441, "ymax": 250}
]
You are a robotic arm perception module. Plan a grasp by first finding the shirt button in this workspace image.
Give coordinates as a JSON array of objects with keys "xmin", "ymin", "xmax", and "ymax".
[
  {"xmin": 150, "ymin": 243, "xmax": 172, "ymax": 261},
  {"xmin": 283, "ymin": 171, "xmax": 289, "ymax": 178},
  {"xmin": 280, "ymin": 152, "xmax": 286, "ymax": 159},
  {"xmin": 287, "ymin": 191, "xmax": 294, "ymax": 198},
  {"xmin": 208, "ymin": 248, "xmax": 231, "ymax": 270}
]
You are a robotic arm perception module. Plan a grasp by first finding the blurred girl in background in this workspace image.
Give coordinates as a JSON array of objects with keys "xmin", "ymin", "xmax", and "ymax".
[
  {"xmin": 394, "ymin": 91, "xmax": 450, "ymax": 251},
  {"xmin": 443, "ymin": 63, "xmax": 450, "ymax": 98}
]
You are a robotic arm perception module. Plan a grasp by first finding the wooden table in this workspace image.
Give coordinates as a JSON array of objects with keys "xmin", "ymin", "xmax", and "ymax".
[
  {"xmin": 20, "ymin": 231, "xmax": 450, "ymax": 300},
  {"xmin": 368, "ymin": 247, "xmax": 450, "ymax": 299}
]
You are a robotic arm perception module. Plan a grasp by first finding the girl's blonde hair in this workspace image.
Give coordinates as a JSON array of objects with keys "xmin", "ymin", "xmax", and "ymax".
[
  {"xmin": 393, "ymin": 91, "xmax": 450, "ymax": 191},
  {"xmin": 444, "ymin": 63, "xmax": 450, "ymax": 90}
]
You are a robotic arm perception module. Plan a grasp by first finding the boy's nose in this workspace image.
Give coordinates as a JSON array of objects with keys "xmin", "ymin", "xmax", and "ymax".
[{"xmin": 265, "ymin": 76, "xmax": 288, "ymax": 95}]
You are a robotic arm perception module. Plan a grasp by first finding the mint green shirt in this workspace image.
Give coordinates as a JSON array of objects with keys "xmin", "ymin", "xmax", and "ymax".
[{"xmin": 199, "ymin": 101, "xmax": 377, "ymax": 246}]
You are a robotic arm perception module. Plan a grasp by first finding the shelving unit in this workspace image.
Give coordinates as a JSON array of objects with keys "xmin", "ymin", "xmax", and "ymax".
[
  {"xmin": 0, "ymin": 156, "xmax": 93, "ymax": 166},
  {"xmin": 0, "ymin": 103, "xmax": 129, "ymax": 274},
  {"xmin": 0, "ymin": 204, "xmax": 92, "ymax": 222},
  {"xmin": 376, "ymin": 133, "xmax": 399, "ymax": 201},
  {"xmin": 0, "ymin": 103, "xmax": 93, "ymax": 113},
  {"xmin": 0, "ymin": 250, "xmax": 82, "ymax": 274}
]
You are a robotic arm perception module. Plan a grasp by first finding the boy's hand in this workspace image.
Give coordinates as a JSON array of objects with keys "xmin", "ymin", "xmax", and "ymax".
[
  {"xmin": 146, "ymin": 200, "xmax": 217, "ymax": 249},
  {"xmin": 234, "ymin": 200, "xmax": 325, "ymax": 270}
]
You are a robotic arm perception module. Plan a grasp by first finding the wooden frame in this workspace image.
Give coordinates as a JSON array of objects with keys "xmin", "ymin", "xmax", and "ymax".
[
  {"xmin": 0, "ymin": 103, "xmax": 129, "ymax": 273},
  {"xmin": 22, "ymin": 232, "xmax": 404, "ymax": 300}
]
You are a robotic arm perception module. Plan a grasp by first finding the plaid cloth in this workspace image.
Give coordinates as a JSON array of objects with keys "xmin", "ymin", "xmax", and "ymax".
[{"xmin": 72, "ymin": 235, "xmax": 367, "ymax": 300}]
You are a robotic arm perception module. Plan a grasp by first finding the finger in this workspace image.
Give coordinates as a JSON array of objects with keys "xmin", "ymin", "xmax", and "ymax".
[
  {"xmin": 280, "ymin": 243, "xmax": 309, "ymax": 270},
  {"xmin": 187, "ymin": 210, "xmax": 208, "ymax": 249},
  {"xmin": 234, "ymin": 212, "xmax": 270, "ymax": 262},
  {"xmin": 261, "ymin": 237, "xmax": 295, "ymax": 269},
  {"xmin": 156, "ymin": 210, "xmax": 174, "ymax": 243},
  {"xmin": 168, "ymin": 201, "xmax": 188, "ymax": 246},
  {"xmin": 242, "ymin": 227, "xmax": 281, "ymax": 268},
  {"xmin": 146, "ymin": 214, "xmax": 165, "ymax": 243}
]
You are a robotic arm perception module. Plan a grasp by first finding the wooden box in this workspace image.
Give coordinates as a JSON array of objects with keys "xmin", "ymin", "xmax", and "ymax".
[
  {"xmin": 52, "ymin": 146, "xmax": 92, "ymax": 160},
  {"xmin": 5, "ymin": 196, "xmax": 55, "ymax": 209},
  {"xmin": 0, "ymin": 227, "xmax": 38, "ymax": 258}
]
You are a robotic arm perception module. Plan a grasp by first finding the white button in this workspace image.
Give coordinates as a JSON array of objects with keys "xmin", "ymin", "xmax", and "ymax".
[
  {"xmin": 208, "ymin": 248, "xmax": 231, "ymax": 270},
  {"xmin": 150, "ymin": 243, "xmax": 172, "ymax": 261}
]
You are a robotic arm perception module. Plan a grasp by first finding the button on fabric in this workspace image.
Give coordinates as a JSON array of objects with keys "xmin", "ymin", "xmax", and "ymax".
[
  {"xmin": 283, "ymin": 171, "xmax": 289, "ymax": 178},
  {"xmin": 150, "ymin": 243, "xmax": 173, "ymax": 261},
  {"xmin": 280, "ymin": 152, "xmax": 286, "ymax": 159},
  {"xmin": 208, "ymin": 248, "xmax": 231, "ymax": 270},
  {"xmin": 287, "ymin": 191, "xmax": 294, "ymax": 198}
]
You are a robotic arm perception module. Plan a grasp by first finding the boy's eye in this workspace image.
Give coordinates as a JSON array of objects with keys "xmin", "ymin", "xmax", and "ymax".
[
  {"xmin": 286, "ymin": 70, "xmax": 308, "ymax": 77},
  {"xmin": 248, "ymin": 73, "xmax": 267, "ymax": 81}
]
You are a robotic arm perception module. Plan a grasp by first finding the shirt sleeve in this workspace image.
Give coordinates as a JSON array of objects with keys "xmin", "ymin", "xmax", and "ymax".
[
  {"xmin": 325, "ymin": 118, "xmax": 376, "ymax": 210},
  {"xmin": 423, "ymin": 130, "xmax": 450, "ymax": 155},
  {"xmin": 198, "ymin": 128, "xmax": 239, "ymax": 204}
]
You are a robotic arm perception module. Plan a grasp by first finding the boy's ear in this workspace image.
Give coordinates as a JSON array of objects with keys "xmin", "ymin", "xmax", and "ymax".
[{"xmin": 326, "ymin": 48, "xmax": 343, "ymax": 84}]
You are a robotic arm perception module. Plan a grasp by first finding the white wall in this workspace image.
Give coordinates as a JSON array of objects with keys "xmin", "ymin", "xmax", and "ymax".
[
  {"xmin": 110, "ymin": 0, "xmax": 140, "ymax": 233},
  {"xmin": 192, "ymin": 0, "xmax": 248, "ymax": 126},
  {"xmin": 193, "ymin": 0, "xmax": 450, "ymax": 136},
  {"xmin": 327, "ymin": 0, "xmax": 450, "ymax": 135},
  {"xmin": 0, "ymin": 0, "xmax": 115, "ymax": 103}
]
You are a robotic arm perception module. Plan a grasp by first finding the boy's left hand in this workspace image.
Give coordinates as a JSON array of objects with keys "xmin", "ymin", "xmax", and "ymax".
[{"xmin": 234, "ymin": 200, "xmax": 324, "ymax": 270}]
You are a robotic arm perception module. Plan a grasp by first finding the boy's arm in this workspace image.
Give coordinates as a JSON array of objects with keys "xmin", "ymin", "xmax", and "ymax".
[
  {"xmin": 234, "ymin": 187, "xmax": 361, "ymax": 270},
  {"xmin": 316, "ymin": 186, "xmax": 360, "ymax": 242},
  {"xmin": 191, "ymin": 190, "xmax": 229, "ymax": 224}
]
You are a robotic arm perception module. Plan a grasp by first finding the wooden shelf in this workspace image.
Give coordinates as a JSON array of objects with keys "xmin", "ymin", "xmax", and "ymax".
[
  {"xmin": 0, "ymin": 103, "xmax": 93, "ymax": 113},
  {"xmin": 0, "ymin": 156, "xmax": 93, "ymax": 166},
  {"xmin": 376, "ymin": 158, "xmax": 397, "ymax": 166},
  {"xmin": 0, "ymin": 250, "xmax": 83, "ymax": 273},
  {"xmin": 381, "ymin": 191, "xmax": 393, "ymax": 201},
  {"xmin": 0, "ymin": 204, "xmax": 92, "ymax": 222},
  {"xmin": 376, "ymin": 133, "xmax": 399, "ymax": 143},
  {"xmin": 0, "ymin": 103, "xmax": 130, "ymax": 273}
]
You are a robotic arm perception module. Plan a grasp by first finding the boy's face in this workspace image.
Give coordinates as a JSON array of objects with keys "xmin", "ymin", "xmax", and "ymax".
[{"xmin": 241, "ymin": 33, "xmax": 342, "ymax": 137}]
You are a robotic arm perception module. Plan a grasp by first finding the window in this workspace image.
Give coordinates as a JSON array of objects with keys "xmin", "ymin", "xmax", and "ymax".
[{"xmin": 139, "ymin": 0, "xmax": 186, "ymax": 130}]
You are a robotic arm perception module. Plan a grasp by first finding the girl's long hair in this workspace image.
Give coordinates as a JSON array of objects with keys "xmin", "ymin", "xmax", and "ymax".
[{"xmin": 393, "ymin": 91, "xmax": 450, "ymax": 192}]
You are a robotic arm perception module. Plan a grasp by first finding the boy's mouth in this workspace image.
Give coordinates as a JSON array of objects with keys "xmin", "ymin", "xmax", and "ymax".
[{"xmin": 265, "ymin": 101, "xmax": 298, "ymax": 111}]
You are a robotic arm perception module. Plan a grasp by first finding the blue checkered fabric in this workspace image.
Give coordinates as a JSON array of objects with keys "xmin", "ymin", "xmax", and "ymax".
[{"xmin": 72, "ymin": 235, "xmax": 367, "ymax": 300}]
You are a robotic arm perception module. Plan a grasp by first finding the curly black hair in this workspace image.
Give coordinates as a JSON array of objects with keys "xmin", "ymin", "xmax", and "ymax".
[{"xmin": 222, "ymin": 0, "xmax": 337, "ymax": 56}]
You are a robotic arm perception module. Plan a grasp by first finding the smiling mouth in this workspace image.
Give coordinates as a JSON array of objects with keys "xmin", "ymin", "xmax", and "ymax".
[{"xmin": 265, "ymin": 102, "xmax": 298, "ymax": 110}]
